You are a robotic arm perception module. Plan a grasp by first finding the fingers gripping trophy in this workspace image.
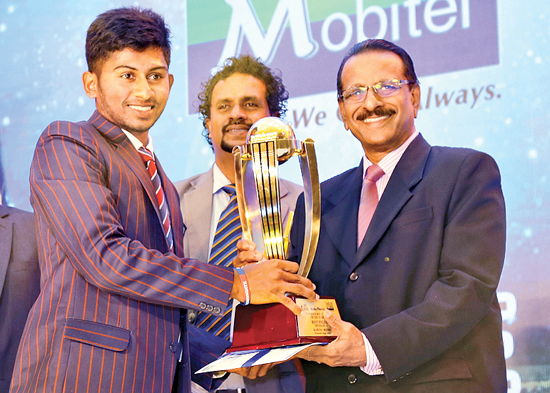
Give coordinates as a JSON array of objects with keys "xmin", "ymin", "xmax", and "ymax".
[{"xmin": 230, "ymin": 117, "xmax": 340, "ymax": 352}]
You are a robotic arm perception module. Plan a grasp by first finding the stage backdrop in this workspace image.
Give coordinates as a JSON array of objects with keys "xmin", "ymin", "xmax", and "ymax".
[{"xmin": 1, "ymin": 1, "xmax": 549, "ymax": 391}]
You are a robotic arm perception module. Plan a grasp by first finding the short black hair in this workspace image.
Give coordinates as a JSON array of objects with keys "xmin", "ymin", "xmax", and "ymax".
[
  {"xmin": 86, "ymin": 7, "xmax": 171, "ymax": 74},
  {"xmin": 337, "ymin": 39, "xmax": 419, "ymax": 99},
  {"xmin": 198, "ymin": 55, "xmax": 289, "ymax": 147}
]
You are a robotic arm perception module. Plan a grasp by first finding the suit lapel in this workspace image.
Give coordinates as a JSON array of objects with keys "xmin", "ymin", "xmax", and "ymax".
[
  {"xmin": 184, "ymin": 169, "xmax": 214, "ymax": 262},
  {"xmin": 0, "ymin": 206, "xmax": 13, "ymax": 298},
  {"xmin": 86, "ymin": 111, "xmax": 168, "ymax": 248},
  {"xmin": 353, "ymin": 135, "xmax": 431, "ymax": 269},
  {"xmin": 322, "ymin": 166, "xmax": 364, "ymax": 268}
]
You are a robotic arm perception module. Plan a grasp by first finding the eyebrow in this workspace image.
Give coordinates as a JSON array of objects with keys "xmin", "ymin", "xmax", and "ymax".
[
  {"xmin": 240, "ymin": 95, "xmax": 262, "ymax": 103},
  {"xmin": 113, "ymin": 65, "xmax": 168, "ymax": 72},
  {"xmin": 215, "ymin": 96, "xmax": 262, "ymax": 104},
  {"xmin": 215, "ymin": 98, "xmax": 234, "ymax": 104}
]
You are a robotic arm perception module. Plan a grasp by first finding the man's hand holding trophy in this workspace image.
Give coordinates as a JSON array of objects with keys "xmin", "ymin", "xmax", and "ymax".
[{"xmin": 230, "ymin": 117, "xmax": 340, "ymax": 352}]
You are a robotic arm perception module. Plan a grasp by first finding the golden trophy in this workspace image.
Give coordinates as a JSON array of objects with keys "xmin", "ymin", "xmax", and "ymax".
[{"xmin": 228, "ymin": 117, "xmax": 339, "ymax": 352}]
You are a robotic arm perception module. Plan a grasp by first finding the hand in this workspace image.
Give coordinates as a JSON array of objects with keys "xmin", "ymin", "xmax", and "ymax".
[
  {"xmin": 233, "ymin": 239, "xmax": 264, "ymax": 268},
  {"xmin": 230, "ymin": 259, "xmax": 318, "ymax": 315},
  {"xmin": 227, "ymin": 362, "xmax": 278, "ymax": 379},
  {"xmin": 297, "ymin": 310, "xmax": 367, "ymax": 368}
]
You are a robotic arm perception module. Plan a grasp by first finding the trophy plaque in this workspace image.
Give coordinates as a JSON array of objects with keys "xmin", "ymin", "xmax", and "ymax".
[{"xmin": 228, "ymin": 117, "xmax": 339, "ymax": 352}]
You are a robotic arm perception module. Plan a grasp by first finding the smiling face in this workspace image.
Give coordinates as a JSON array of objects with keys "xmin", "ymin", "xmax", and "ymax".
[
  {"xmin": 206, "ymin": 73, "xmax": 271, "ymax": 163},
  {"xmin": 82, "ymin": 47, "xmax": 174, "ymax": 145},
  {"xmin": 338, "ymin": 50, "xmax": 420, "ymax": 163}
]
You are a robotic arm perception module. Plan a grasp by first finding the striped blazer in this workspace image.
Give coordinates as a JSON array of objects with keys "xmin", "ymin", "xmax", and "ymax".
[{"xmin": 10, "ymin": 111, "xmax": 234, "ymax": 393}]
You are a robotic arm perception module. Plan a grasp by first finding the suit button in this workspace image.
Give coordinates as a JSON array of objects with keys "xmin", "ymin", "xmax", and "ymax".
[
  {"xmin": 188, "ymin": 311, "xmax": 197, "ymax": 324},
  {"xmin": 348, "ymin": 373, "xmax": 357, "ymax": 384},
  {"xmin": 349, "ymin": 272, "xmax": 359, "ymax": 281},
  {"xmin": 213, "ymin": 306, "xmax": 221, "ymax": 314},
  {"xmin": 384, "ymin": 257, "xmax": 390, "ymax": 262},
  {"xmin": 206, "ymin": 305, "xmax": 214, "ymax": 312},
  {"xmin": 169, "ymin": 342, "xmax": 178, "ymax": 352},
  {"xmin": 199, "ymin": 302, "xmax": 207, "ymax": 310}
]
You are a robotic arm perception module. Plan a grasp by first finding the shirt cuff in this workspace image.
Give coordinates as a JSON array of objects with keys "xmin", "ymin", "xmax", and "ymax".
[{"xmin": 360, "ymin": 332, "xmax": 384, "ymax": 375}]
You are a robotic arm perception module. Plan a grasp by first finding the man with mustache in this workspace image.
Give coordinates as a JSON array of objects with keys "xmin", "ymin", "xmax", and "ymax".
[
  {"xmin": 288, "ymin": 39, "xmax": 507, "ymax": 392},
  {"xmin": 175, "ymin": 56, "xmax": 304, "ymax": 393}
]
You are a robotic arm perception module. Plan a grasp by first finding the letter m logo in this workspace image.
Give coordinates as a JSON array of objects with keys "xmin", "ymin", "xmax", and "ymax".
[{"xmin": 218, "ymin": 0, "xmax": 318, "ymax": 66}]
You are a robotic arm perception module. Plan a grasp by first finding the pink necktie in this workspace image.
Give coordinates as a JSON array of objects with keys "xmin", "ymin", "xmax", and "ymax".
[
  {"xmin": 357, "ymin": 164, "xmax": 384, "ymax": 247},
  {"xmin": 138, "ymin": 147, "xmax": 174, "ymax": 252}
]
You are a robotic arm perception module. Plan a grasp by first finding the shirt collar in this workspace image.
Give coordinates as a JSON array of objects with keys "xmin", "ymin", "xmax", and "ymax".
[
  {"xmin": 121, "ymin": 129, "xmax": 154, "ymax": 154},
  {"xmin": 363, "ymin": 129, "xmax": 419, "ymax": 177},
  {"xmin": 212, "ymin": 163, "xmax": 232, "ymax": 195}
]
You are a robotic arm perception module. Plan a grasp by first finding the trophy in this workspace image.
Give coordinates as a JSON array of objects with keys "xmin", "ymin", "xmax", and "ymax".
[{"xmin": 228, "ymin": 117, "xmax": 339, "ymax": 352}]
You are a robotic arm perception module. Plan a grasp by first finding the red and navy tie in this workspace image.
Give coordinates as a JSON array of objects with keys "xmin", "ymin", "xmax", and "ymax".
[{"xmin": 138, "ymin": 147, "xmax": 174, "ymax": 252}]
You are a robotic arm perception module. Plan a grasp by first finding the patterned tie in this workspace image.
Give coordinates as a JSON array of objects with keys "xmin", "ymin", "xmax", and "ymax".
[
  {"xmin": 195, "ymin": 185, "xmax": 242, "ymax": 340},
  {"xmin": 357, "ymin": 164, "xmax": 384, "ymax": 247},
  {"xmin": 138, "ymin": 147, "xmax": 174, "ymax": 252}
]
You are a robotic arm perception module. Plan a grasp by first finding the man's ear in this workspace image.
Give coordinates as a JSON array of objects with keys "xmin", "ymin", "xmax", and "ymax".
[
  {"xmin": 205, "ymin": 118, "xmax": 212, "ymax": 139},
  {"xmin": 169, "ymin": 73, "xmax": 174, "ymax": 90},
  {"xmin": 411, "ymin": 83, "xmax": 421, "ymax": 118},
  {"xmin": 82, "ymin": 71, "xmax": 98, "ymax": 98},
  {"xmin": 338, "ymin": 100, "xmax": 350, "ymax": 130}
]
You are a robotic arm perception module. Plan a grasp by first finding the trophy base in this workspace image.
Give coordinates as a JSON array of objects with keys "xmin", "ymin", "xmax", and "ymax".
[{"xmin": 227, "ymin": 297, "xmax": 338, "ymax": 353}]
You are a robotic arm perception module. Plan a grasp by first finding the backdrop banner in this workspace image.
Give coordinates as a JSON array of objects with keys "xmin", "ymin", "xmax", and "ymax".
[{"xmin": 1, "ymin": 2, "xmax": 549, "ymax": 392}]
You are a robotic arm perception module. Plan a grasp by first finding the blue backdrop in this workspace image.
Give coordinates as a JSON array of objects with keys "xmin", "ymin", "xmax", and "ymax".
[{"xmin": 1, "ymin": 1, "xmax": 549, "ymax": 392}]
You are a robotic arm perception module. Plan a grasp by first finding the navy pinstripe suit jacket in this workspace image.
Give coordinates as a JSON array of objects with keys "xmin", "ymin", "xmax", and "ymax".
[{"xmin": 10, "ymin": 111, "xmax": 234, "ymax": 393}]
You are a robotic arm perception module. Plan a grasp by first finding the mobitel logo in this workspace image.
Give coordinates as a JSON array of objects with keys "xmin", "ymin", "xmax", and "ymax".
[{"xmin": 187, "ymin": 0, "xmax": 498, "ymax": 113}]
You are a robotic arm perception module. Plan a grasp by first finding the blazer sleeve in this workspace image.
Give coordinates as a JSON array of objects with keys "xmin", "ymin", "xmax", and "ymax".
[{"xmin": 30, "ymin": 122, "xmax": 234, "ymax": 314}]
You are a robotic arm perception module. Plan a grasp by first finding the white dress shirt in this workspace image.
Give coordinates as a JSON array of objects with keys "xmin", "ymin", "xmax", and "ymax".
[
  {"xmin": 359, "ymin": 129, "xmax": 419, "ymax": 376},
  {"xmin": 121, "ymin": 129, "xmax": 154, "ymax": 152}
]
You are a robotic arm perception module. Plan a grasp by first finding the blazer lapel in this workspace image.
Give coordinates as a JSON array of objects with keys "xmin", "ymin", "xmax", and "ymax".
[
  {"xmin": 86, "ymin": 111, "xmax": 166, "ymax": 243},
  {"xmin": 0, "ymin": 206, "xmax": 13, "ymax": 298},
  {"xmin": 183, "ymin": 169, "xmax": 214, "ymax": 262},
  {"xmin": 322, "ymin": 165, "xmax": 364, "ymax": 269},
  {"xmin": 353, "ymin": 135, "xmax": 431, "ymax": 268}
]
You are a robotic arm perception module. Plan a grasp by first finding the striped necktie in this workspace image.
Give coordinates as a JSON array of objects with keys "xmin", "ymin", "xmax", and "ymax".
[
  {"xmin": 138, "ymin": 147, "xmax": 174, "ymax": 252},
  {"xmin": 195, "ymin": 185, "xmax": 242, "ymax": 340},
  {"xmin": 357, "ymin": 164, "xmax": 384, "ymax": 247}
]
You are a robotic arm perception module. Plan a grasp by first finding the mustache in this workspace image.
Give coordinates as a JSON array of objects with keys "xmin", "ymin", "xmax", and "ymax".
[
  {"xmin": 357, "ymin": 108, "xmax": 395, "ymax": 121},
  {"xmin": 222, "ymin": 119, "xmax": 252, "ymax": 133}
]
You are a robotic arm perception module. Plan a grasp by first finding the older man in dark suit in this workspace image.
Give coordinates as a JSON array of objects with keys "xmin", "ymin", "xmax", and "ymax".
[{"xmin": 290, "ymin": 39, "xmax": 507, "ymax": 392}]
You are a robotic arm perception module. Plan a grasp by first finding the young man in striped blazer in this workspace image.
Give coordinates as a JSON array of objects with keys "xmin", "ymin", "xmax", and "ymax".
[{"xmin": 10, "ymin": 7, "xmax": 316, "ymax": 393}]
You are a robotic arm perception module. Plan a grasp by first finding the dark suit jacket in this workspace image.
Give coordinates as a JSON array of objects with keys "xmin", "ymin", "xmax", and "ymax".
[
  {"xmin": 289, "ymin": 134, "xmax": 507, "ymax": 393},
  {"xmin": 10, "ymin": 111, "xmax": 235, "ymax": 393},
  {"xmin": 175, "ymin": 167, "xmax": 305, "ymax": 393},
  {"xmin": 0, "ymin": 206, "xmax": 39, "ymax": 393}
]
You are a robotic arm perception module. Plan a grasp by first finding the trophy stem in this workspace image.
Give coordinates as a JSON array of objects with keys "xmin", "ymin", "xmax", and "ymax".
[
  {"xmin": 251, "ymin": 141, "xmax": 285, "ymax": 259},
  {"xmin": 297, "ymin": 139, "xmax": 320, "ymax": 278}
]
